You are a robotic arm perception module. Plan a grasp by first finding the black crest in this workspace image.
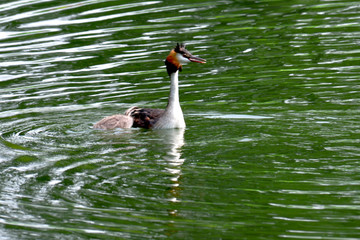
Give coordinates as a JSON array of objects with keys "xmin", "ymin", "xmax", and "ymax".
[{"xmin": 174, "ymin": 43, "xmax": 186, "ymax": 53}]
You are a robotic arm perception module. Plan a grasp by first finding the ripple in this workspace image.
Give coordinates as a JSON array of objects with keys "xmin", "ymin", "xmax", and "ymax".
[
  {"xmin": 1, "ymin": 0, "xmax": 115, "ymax": 24},
  {"xmin": 190, "ymin": 113, "xmax": 273, "ymax": 119},
  {"xmin": 0, "ymin": 28, "xmax": 60, "ymax": 41}
]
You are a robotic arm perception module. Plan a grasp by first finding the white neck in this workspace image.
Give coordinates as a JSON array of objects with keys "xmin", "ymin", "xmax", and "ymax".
[
  {"xmin": 153, "ymin": 70, "xmax": 186, "ymax": 129},
  {"xmin": 167, "ymin": 70, "xmax": 180, "ymax": 109}
]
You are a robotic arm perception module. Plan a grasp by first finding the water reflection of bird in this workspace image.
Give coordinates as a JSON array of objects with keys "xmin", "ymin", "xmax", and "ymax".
[{"xmin": 94, "ymin": 43, "xmax": 206, "ymax": 130}]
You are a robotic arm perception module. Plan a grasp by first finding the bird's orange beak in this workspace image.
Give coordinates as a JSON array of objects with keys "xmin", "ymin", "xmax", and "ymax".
[{"xmin": 188, "ymin": 55, "xmax": 206, "ymax": 64}]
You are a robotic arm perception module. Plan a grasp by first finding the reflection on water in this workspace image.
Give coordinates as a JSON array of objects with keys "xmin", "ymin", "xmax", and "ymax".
[{"xmin": 159, "ymin": 129, "xmax": 185, "ymax": 214}]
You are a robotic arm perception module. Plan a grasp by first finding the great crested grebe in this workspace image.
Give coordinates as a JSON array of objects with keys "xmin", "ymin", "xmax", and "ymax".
[{"xmin": 94, "ymin": 43, "xmax": 206, "ymax": 130}]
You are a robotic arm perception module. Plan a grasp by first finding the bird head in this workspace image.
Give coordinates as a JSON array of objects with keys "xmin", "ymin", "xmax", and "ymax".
[{"xmin": 165, "ymin": 43, "xmax": 206, "ymax": 75}]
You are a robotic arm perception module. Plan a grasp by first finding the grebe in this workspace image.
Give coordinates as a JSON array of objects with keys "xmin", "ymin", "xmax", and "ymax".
[{"xmin": 94, "ymin": 43, "xmax": 206, "ymax": 130}]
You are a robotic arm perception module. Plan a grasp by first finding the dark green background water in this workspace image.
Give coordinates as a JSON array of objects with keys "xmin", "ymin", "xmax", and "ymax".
[{"xmin": 1, "ymin": 0, "xmax": 360, "ymax": 239}]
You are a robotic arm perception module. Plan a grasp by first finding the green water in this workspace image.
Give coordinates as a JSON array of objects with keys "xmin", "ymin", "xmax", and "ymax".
[{"xmin": 1, "ymin": 0, "xmax": 360, "ymax": 239}]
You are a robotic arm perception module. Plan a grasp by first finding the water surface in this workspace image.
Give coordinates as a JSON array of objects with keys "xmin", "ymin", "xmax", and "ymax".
[{"xmin": 1, "ymin": 0, "xmax": 360, "ymax": 239}]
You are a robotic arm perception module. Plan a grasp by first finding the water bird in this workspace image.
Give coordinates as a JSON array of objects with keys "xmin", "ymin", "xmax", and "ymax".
[{"xmin": 94, "ymin": 43, "xmax": 206, "ymax": 130}]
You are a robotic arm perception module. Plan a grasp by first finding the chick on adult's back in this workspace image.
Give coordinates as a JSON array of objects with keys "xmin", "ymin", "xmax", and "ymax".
[{"xmin": 94, "ymin": 43, "xmax": 206, "ymax": 130}]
